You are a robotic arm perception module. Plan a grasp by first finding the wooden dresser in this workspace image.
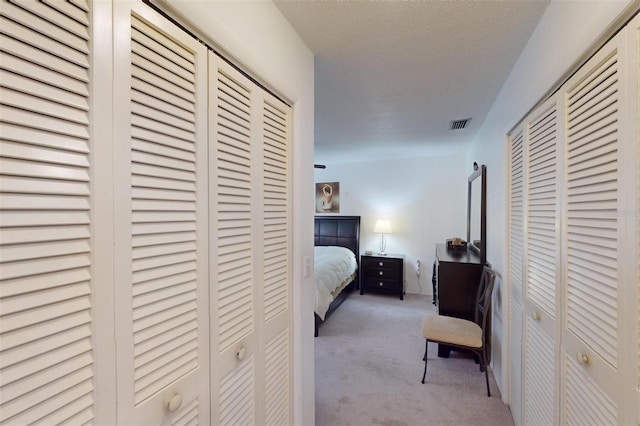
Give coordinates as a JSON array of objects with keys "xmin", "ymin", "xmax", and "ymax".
[{"xmin": 433, "ymin": 243, "xmax": 487, "ymax": 358}]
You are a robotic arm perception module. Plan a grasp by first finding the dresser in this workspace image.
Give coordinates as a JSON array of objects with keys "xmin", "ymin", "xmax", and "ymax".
[
  {"xmin": 433, "ymin": 243, "xmax": 486, "ymax": 358},
  {"xmin": 360, "ymin": 254, "xmax": 405, "ymax": 300}
]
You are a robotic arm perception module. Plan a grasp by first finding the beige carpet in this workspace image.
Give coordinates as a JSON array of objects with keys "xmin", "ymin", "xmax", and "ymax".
[{"xmin": 315, "ymin": 292, "xmax": 514, "ymax": 426}]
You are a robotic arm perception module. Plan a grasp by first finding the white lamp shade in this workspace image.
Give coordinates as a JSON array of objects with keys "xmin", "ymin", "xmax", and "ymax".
[{"xmin": 373, "ymin": 219, "xmax": 392, "ymax": 234}]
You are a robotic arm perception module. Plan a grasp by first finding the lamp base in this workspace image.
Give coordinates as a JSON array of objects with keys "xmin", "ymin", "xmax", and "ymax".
[{"xmin": 378, "ymin": 234, "xmax": 387, "ymax": 257}]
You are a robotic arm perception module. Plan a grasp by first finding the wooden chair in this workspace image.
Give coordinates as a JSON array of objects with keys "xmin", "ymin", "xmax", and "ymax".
[{"xmin": 421, "ymin": 266, "xmax": 496, "ymax": 396}]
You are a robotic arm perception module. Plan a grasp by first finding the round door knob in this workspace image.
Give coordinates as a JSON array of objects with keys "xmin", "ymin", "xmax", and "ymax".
[
  {"xmin": 576, "ymin": 352, "xmax": 589, "ymax": 365},
  {"xmin": 236, "ymin": 345, "xmax": 246, "ymax": 361},
  {"xmin": 166, "ymin": 392, "xmax": 183, "ymax": 412},
  {"xmin": 533, "ymin": 312, "xmax": 541, "ymax": 321}
]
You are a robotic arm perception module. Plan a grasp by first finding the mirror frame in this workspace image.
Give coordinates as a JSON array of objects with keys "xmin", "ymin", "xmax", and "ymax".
[{"xmin": 467, "ymin": 164, "xmax": 486, "ymax": 265}]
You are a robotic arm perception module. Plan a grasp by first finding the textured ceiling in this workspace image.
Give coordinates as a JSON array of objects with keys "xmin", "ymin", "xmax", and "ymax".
[{"xmin": 274, "ymin": 0, "xmax": 549, "ymax": 164}]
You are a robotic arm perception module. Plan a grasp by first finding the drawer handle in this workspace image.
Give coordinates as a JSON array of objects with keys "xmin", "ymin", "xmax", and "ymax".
[
  {"xmin": 378, "ymin": 261, "xmax": 384, "ymax": 267},
  {"xmin": 533, "ymin": 311, "xmax": 541, "ymax": 321},
  {"xmin": 378, "ymin": 282, "xmax": 384, "ymax": 287},
  {"xmin": 576, "ymin": 352, "xmax": 589, "ymax": 365},
  {"xmin": 379, "ymin": 271, "xmax": 384, "ymax": 276}
]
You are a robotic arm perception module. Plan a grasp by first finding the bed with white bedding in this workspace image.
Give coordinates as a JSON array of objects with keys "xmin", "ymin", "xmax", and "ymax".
[
  {"xmin": 314, "ymin": 216, "xmax": 360, "ymax": 336},
  {"xmin": 314, "ymin": 245, "xmax": 357, "ymax": 321}
]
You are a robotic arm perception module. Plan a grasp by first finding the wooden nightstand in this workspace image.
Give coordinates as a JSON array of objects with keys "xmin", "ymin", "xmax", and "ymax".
[{"xmin": 360, "ymin": 254, "xmax": 405, "ymax": 300}]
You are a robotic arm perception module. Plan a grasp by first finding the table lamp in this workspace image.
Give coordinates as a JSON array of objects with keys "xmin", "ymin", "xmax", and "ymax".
[{"xmin": 373, "ymin": 219, "xmax": 392, "ymax": 255}]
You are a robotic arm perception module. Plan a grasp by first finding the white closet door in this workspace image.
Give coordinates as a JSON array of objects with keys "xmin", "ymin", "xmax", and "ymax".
[
  {"xmin": 209, "ymin": 53, "xmax": 292, "ymax": 426},
  {"xmin": 627, "ymin": 12, "xmax": 640, "ymax": 424},
  {"xmin": 0, "ymin": 0, "xmax": 95, "ymax": 423},
  {"xmin": 209, "ymin": 54, "xmax": 257, "ymax": 425},
  {"xmin": 508, "ymin": 127, "xmax": 525, "ymax": 425},
  {"xmin": 561, "ymin": 30, "xmax": 629, "ymax": 424},
  {"xmin": 113, "ymin": 2, "xmax": 209, "ymax": 424},
  {"xmin": 523, "ymin": 97, "xmax": 561, "ymax": 426},
  {"xmin": 260, "ymin": 91, "xmax": 292, "ymax": 426}
]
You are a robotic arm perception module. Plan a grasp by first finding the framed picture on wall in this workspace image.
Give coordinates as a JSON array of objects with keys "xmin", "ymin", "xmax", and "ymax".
[{"xmin": 315, "ymin": 182, "xmax": 340, "ymax": 213}]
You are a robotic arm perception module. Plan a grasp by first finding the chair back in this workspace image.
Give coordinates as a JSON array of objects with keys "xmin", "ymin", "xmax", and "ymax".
[{"xmin": 474, "ymin": 266, "xmax": 496, "ymax": 338}]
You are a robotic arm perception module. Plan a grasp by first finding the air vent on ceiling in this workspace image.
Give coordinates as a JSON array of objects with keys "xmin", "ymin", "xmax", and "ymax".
[{"xmin": 449, "ymin": 118, "xmax": 471, "ymax": 130}]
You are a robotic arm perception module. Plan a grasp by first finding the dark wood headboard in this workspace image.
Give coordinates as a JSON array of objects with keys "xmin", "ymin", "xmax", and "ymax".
[{"xmin": 314, "ymin": 215, "xmax": 360, "ymax": 257}]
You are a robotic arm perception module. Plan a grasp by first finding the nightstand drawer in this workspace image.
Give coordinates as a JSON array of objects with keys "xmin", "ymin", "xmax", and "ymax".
[
  {"xmin": 362, "ymin": 258, "xmax": 401, "ymax": 271},
  {"xmin": 363, "ymin": 266, "xmax": 400, "ymax": 280},
  {"xmin": 363, "ymin": 277, "xmax": 401, "ymax": 291}
]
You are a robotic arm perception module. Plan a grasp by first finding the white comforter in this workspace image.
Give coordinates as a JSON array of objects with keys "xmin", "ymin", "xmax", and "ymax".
[{"xmin": 314, "ymin": 245, "xmax": 357, "ymax": 320}]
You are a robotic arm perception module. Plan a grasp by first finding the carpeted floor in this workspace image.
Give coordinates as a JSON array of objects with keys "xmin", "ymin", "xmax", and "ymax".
[{"xmin": 315, "ymin": 292, "xmax": 514, "ymax": 426}]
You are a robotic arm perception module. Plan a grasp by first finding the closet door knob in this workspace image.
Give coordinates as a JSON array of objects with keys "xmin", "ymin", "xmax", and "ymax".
[
  {"xmin": 533, "ymin": 311, "xmax": 541, "ymax": 321},
  {"xmin": 166, "ymin": 392, "xmax": 183, "ymax": 412},
  {"xmin": 236, "ymin": 345, "xmax": 246, "ymax": 361},
  {"xmin": 576, "ymin": 352, "xmax": 589, "ymax": 365}
]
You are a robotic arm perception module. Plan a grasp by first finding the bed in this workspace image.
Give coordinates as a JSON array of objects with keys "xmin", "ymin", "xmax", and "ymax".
[{"xmin": 314, "ymin": 215, "xmax": 360, "ymax": 336}]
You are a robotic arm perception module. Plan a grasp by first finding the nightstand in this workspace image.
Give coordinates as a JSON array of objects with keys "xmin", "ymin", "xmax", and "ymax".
[{"xmin": 360, "ymin": 254, "xmax": 405, "ymax": 300}]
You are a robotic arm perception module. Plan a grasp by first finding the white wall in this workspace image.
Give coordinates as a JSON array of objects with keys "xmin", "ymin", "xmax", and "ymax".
[
  {"xmin": 315, "ymin": 153, "xmax": 469, "ymax": 295},
  {"xmin": 161, "ymin": 2, "xmax": 315, "ymax": 424},
  {"xmin": 468, "ymin": 0, "xmax": 634, "ymax": 404}
]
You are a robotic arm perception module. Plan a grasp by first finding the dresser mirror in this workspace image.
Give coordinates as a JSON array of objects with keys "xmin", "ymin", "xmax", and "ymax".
[{"xmin": 467, "ymin": 164, "xmax": 486, "ymax": 265}]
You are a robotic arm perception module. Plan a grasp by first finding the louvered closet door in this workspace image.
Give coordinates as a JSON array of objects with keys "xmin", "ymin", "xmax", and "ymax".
[
  {"xmin": 561, "ymin": 30, "xmax": 631, "ymax": 424},
  {"xmin": 209, "ymin": 53, "xmax": 292, "ymax": 426},
  {"xmin": 261, "ymin": 89, "xmax": 292, "ymax": 426},
  {"xmin": 0, "ymin": 0, "xmax": 96, "ymax": 423},
  {"xmin": 523, "ymin": 97, "xmax": 561, "ymax": 426},
  {"xmin": 113, "ymin": 2, "xmax": 209, "ymax": 424},
  {"xmin": 627, "ymin": 12, "xmax": 640, "ymax": 424},
  {"xmin": 508, "ymin": 127, "xmax": 525, "ymax": 426}
]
